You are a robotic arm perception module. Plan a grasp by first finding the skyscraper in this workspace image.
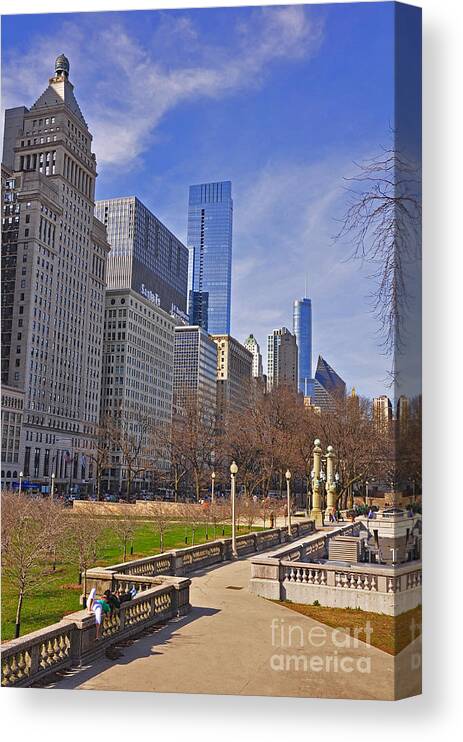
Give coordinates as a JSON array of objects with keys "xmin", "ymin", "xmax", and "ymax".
[
  {"xmin": 293, "ymin": 297, "xmax": 312, "ymax": 395},
  {"xmin": 173, "ymin": 325, "xmax": 218, "ymax": 417},
  {"xmin": 314, "ymin": 355, "xmax": 346, "ymax": 398},
  {"xmin": 267, "ymin": 328, "xmax": 298, "ymax": 392},
  {"xmin": 244, "ymin": 334, "xmax": 263, "ymax": 379},
  {"xmin": 95, "ymin": 196, "xmax": 189, "ymax": 317},
  {"xmin": 100, "ymin": 288, "xmax": 176, "ymax": 494},
  {"xmin": 303, "ymin": 356, "xmax": 346, "ymax": 411},
  {"xmin": 1, "ymin": 55, "xmax": 109, "ymax": 494},
  {"xmin": 188, "ymin": 181, "xmax": 233, "ymax": 334},
  {"xmin": 373, "ymin": 395, "xmax": 393, "ymax": 432}
]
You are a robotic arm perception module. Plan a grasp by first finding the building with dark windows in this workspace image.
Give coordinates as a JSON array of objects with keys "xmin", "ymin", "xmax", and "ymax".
[
  {"xmin": 302, "ymin": 355, "xmax": 346, "ymax": 411},
  {"xmin": 95, "ymin": 196, "xmax": 189, "ymax": 317},
  {"xmin": 293, "ymin": 297, "xmax": 312, "ymax": 395},
  {"xmin": 1, "ymin": 55, "xmax": 109, "ymax": 494},
  {"xmin": 173, "ymin": 325, "xmax": 218, "ymax": 417},
  {"xmin": 267, "ymin": 327, "xmax": 298, "ymax": 392},
  {"xmin": 188, "ymin": 181, "xmax": 233, "ymax": 334},
  {"xmin": 314, "ymin": 355, "xmax": 346, "ymax": 398}
]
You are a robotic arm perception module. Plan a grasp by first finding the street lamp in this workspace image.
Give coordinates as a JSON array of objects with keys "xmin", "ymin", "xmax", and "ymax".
[
  {"xmin": 230, "ymin": 461, "xmax": 238, "ymax": 558},
  {"xmin": 51, "ymin": 472, "xmax": 56, "ymax": 501},
  {"xmin": 19, "ymin": 471, "xmax": 23, "ymax": 495},
  {"xmin": 211, "ymin": 471, "xmax": 216, "ymax": 506},
  {"xmin": 285, "ymin": 469, "xmax": 292, "ymax": 536}
]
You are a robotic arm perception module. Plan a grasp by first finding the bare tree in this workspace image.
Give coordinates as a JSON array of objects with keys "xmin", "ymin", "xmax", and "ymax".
[
  {"xmin": 1, "ymin": 492, "xmax": 65, "ymax": 637},
  {"xmin": 65, "ymin": 511, "xmax": 108, "ymax": 602},
  {"xmin": 336, "ymin": 146, "xmax": 421, "ymax": 379},
  {"xmin": 179, "ymin": 502, "xmax": 205, "ymax": 546},
  {"xmin": 240, "ymin": 494, "xmax": 260, "ymax": 533},
  {"xmin": 173, "ymin": 400, "xmax": 220, "ymax": 501},
  {"xmin": 87, "ymin": 417, "xmax": 112, "ymax": 501},
  {"xmin": 106, "ymin": 508, "xmax": 139, "ymax": 562},
  {"xmin": 109, "ymin": 412, "xmax": 152, "ymax": 501},
  {"xmin": 149, "ymin": 503, "xmax": 173, "ymax": 554}
]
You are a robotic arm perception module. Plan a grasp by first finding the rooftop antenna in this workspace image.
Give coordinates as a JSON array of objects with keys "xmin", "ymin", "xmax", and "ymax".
[{"xmin": 304, "ymin": 273, "xmax": 308, "ymax": 298}]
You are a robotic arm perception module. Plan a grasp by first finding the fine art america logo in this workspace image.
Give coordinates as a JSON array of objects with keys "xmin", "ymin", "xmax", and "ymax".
[{"xmin": 270, "ymin": 618, "xmax": 373, "ymax": 675}]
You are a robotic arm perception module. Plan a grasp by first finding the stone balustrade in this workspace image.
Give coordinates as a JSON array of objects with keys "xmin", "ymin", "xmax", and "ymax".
[
  {"xmin": 250, "ymin": 528, "xmax": 422, "ymax": 616},
  {"xmin": 1, "ymin": 578, "xmax": 190, "ymax": 688},
  {"xmin": 85, "ymin": 520, "xmax": 315, "ymax": 591},
  {"xmin": 2, "ymin": 520, "xmax": 313, "ymax": 688}
]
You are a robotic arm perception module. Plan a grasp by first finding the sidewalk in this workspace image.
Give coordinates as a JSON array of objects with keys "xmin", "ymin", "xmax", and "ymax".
[{"xmin": 52, "ymin": 544, "xmax": 420, "ymax": 699}]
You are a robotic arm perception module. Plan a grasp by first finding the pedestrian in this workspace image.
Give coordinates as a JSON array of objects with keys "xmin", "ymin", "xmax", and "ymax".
[{"xmin": 87, "ymin": 587, "xmax": 111, "ymax": 639}]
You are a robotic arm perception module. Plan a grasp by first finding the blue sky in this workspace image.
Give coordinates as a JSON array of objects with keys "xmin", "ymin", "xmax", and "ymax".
[{"xmin": 2, "ymin": 2, "xmax": 406, "ymax": 398}]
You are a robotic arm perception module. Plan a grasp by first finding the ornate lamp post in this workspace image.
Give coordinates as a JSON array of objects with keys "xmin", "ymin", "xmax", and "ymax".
[
  {"xmin": 19, "ymin": 471, "xmax": 23, "ymax": 495},
  {"xmin": 230, "ymin": 461, "xmax": 238, "ymax": 558},
  {"xmin": 211, "ymin": 471, "xmax": 216, "ymax": 506},
  {"xmin": 324, "ymin": 445, "xmax": 337, "ymax": 522},
  {"xmin": 310, "ymin": 439, "xmax": 323, "ymax": 526},
  {"xmin": 285, "ymin": 469, "xmax": 292, "ymax": 536},
  {"xmin": 51, "ymin": 472, "xmax": 56, "ymax": 501}
]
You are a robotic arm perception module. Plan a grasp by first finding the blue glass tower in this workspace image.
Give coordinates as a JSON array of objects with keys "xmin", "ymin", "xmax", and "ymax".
[
  {"xmin": 188, "ymin": 181, "xmax": 233, "ymax": 334},
  {"xmin": 293, "ymin": 298, "xmax": 312, "ymax": 395}
]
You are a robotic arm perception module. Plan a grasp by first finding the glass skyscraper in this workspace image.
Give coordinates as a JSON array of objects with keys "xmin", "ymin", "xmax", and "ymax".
[
  {"xmin": 293, "ymin": 298, "xmax": 312, "ymax": 395},
  {"xmin": 95, "ymin": 196, "xmax": 189, "ymax": 316},
  {"xmin": 188, "ymin": 181, "xmax": 233, "ymax": 334}
]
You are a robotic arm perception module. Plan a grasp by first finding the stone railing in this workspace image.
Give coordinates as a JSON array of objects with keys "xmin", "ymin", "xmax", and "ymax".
[
  {"xmin": 2, "ymin": 520, "xmax": 313, "ymax": 688},
  {"xmin": 1, "ymin": 578, "xmax": 190, "ymax": 688},
  {"xmin": 250, "ymin": 531, "xmax": 422, "ymax": 617},
  {"xmin": 85, "ymin": 520, "xmax": 315, "ymax": 596}
]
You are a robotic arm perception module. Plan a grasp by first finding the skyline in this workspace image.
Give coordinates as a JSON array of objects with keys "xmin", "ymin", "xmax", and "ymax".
[{"xmin": 2, "ymin": 3, "xmax": 404, "ymax": 397}]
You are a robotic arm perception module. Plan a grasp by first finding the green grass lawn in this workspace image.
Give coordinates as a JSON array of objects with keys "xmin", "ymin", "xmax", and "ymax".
[{"xmin": 1, "ymin": 520, "xmax": 254, "ymax": 641}]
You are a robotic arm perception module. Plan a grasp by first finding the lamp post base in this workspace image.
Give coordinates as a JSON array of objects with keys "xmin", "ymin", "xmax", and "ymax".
[{"xmin": 310, "ymin": 508, "xmax": 323, "ymax": 527}]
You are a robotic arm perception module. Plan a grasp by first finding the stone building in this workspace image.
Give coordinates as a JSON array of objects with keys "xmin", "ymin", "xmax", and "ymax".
[
  {"xmin": 99, "ymin": 288, "xmax": 176, "ymax": 495},
  {"xmin": 211, "ymin": 334, "xmax": 253, "ymax": 422},
  {"xmin": 1, "ymin": 55, "xmax": 109, "ymax": 493},
  {"xmin": 267, "ymin": 327, "xmax": 298, "ymax": 392},
  {"xmin": 1, "ymin": 386, "xmax": 24, "ymax": 489}
]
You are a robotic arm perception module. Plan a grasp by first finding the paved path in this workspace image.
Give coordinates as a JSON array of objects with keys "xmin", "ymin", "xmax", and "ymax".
[{"xmin": 53, "ymin": 550, "xmax": 421, "ymax": 699}]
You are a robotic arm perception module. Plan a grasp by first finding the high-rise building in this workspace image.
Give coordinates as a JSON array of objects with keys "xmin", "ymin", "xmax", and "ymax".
[
  {"xmin": 396, "ymin": 394, "xmax": 409, "ymax": 433},
  {"xmin": 211, "ymin": 335, "xmax": 253, "ymax": 420},
  {"xmin": 244, "ymin": 333, "xmax": 263, "ymax": 379},
  {"xmin": 373, "ymin": 395, "xmax": 393, "ymax": 431},
  {"xmin": 293, "ymin": 297, "xmax": 312, "ymax": 395},
  {"xmin": 173, "ymin": 325, "xmax": 218, "ymax": 417},
  {"xmin": 95, "ymin": 196, "xmax": 188, "ymax": 318},
  {"xmin": 314, "ymin": 355, "xmax": 346, "ymax": 398},
  {"xmin": 1, "ymin": 55, "xmax": 109, "ymax": 493},
  {"xmin": 267, "ymin": 328, "xmax": 298, "ymax": 392},
  {"xmin": 188, "ymin": 181, "xmax": 233, "ymax": 334},
  {"xmin": 100, "ymin": 288, "xmax": 176, "ymax": 494}
]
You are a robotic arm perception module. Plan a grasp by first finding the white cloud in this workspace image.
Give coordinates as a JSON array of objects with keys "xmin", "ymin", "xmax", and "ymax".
[{"xmin": 2, "ymin": 6, "xmax": 323, "ymax": 168}]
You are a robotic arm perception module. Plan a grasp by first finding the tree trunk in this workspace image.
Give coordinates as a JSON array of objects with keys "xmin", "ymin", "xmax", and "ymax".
[
  {"xmin": 160, "ymin": 532, "xmax": 164, "ymax": 553},
  {"xmin": 123, "ymin": 540, "xmax": 127, "ymax": 562},
  {"xmin": 15, "ymin": 591, "xmax": 24, "ymax": 638}
]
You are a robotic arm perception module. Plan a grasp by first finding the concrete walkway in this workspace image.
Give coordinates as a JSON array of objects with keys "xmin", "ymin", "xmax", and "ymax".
[{"xmin": 52, "ymin": 550, "xmax": 421, "ymax": 700}]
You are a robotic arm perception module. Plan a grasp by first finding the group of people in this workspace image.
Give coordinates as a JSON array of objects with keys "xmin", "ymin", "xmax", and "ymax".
[{"xmin": 87, "ymin": 585, "xmax": 138, "ymax": 639}]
